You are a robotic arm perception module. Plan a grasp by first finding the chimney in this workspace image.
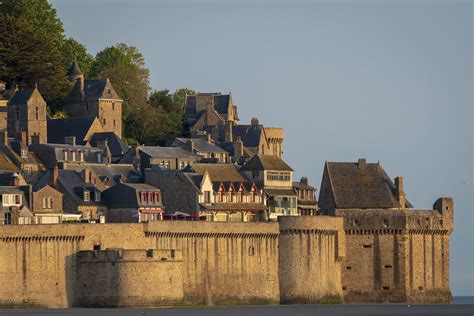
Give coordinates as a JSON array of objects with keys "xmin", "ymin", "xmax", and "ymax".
[
  {"xmin": 358, "ymin": 158, "xmax": 366, "ymax": 168},
  {"xmin": 65, "ymin": 136, "xmax": 76, "ymax": 147},
  {"xmin": 300, "ymin": 176, "xmax": 308, "ymax": 185},
  {"xmin": 251, "ymin": 117, "xmax": 259, "ymax": 126},
  {"xmin": 31, "ymin": 134, "xmax": 40, "ymax": 146},
  {"xmin": 207, "ymin": 133, "xmax": 212, "ymax": 143},
  {"xmin": 186, "ymin": 139, "xmax": 195, "ymax": 153},
  {"xmin": 52, "ymin": 165, "xmax": 59, "ymax": 187},
  {"xmin": 20, "ymin": 131, "xmax": 27, "ymax": 145},
  {"xmin": 234, "ymin": 137, "xmax": 243, "ymax": 158},
  {"xmin": 82, "ymin": 169, "xmax": 91, "ymax": 183},
  {"xmin": 10, "ymin": 173, "xmax": 20, "ymax": 186},
  {"xmin": 224, "ymin": 121, "xmax": 233, "ymax": 142},
  {"xmin": 394, "ymin": 176, "xmax": 406, "ymax": 208}
]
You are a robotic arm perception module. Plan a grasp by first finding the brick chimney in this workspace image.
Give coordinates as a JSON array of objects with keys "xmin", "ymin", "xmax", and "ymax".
[
  {"xmin": 300, "ymin": 176, "xmax": 308, "ymax": 185},
  {"xmin": 185, "ymin": 139, "xmax": 195, "ymax": 153},
  {"xmin": 394, "ymin": 176, "xmax": 406, "ymax": 208},
  {"xmin": 20, "ymin": 131, "xmax": 27, "ymax": 145},
  {"xmin": 251, "ymin": 117, "xmax": 259, "ymax": 126},
  {"xmin": 65, "ymin": 136, "xmax": 76, "ymax": 147},
  {"xmin": 52, "ymin": 165, "xmax": 59, "ymax": 187},
  {"xmin": 82, "ymin": 169, "xmax": 91, "ymax": 183},
  {"xmin": 234, "ymin": 137, "xmax": 243, "ymax": 158},
  {"xmin": 224, "ymin": 121, "xmax": 233, "ymax": 142},
  {"xmin": 358, "ymin": 158, "xmax": 366, "ymax": 168}
]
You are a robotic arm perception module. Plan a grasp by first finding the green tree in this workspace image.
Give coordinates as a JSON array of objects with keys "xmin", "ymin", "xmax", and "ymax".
[
  {"xmin": 0, "ymin": 15, "xmax": 69, "ymax": 103},
  {"xmin": 61, "ymin": 38, "xmax": 94, "ymax": 77}
]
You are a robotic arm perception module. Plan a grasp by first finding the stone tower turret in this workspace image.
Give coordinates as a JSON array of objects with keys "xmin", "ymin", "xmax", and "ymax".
[{"xmin": 67, "ymin": 61, "xmax": 84, "ymax": 95}]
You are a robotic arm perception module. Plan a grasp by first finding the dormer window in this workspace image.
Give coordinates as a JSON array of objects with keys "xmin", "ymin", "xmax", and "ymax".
[
  {"xmin": 154, "ymin": 192, "xmax": 160, "ymax": 204},
  {"xmin": 148, "ymin": 192, "xmax": 153, "ymax": 204},
  {"xmin": 63, "ymin": 150, "xmax": 68, "ymax": 161},
  {"xmin": 21, "ymin": 148, "xmax": 28, "ymax": 158},
  {"xmin": 97, "ymin": 153, "xmax": 102, "ymax": 163},
  {"xmin": 83, "ymin": 191, "xmax": 90, "ymax": 202},
  {"xmin": 95, "ymin": 191, "xmax": 101, "ymax": 202},
  {"xmin": 79, "ymin": 151, "xmax": 84, "ymax": 162},
  {"xmin": 71, "ymin": 150, "xmax": 76, "ymax": 161}
]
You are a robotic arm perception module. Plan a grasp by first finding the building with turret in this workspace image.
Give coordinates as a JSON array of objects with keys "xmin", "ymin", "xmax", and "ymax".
[{"xmin": 64, "ymin": 61, "xmax": 123, "ymax": 137}]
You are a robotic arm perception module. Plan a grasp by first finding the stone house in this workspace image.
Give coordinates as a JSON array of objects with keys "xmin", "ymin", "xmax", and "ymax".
[
  {"xmin": 87, "ymin": 132, "xmax": 129, "ymax": 163},
  {"xmin": 35, "ymin": 138, "xmax": 106, "ymax": 168},
  {"xmin": 293, "ymin": 176, "xmax": 318, "ymax": 216},
  {"xmin": 64, "ymin": 61, "xmax": 123, "ymax": 137},
  {"xmin": 318, "ymin": 158, "xmax": 454, "ymax": 303},
  {"xmin": 145, "ymin": 163, "xmax": 267, "ymax": 222},
  {"xmin": 138, "ymin": 146, "xmax": 200, "ymax": 174},
  {"xmin": 171, "ymin": 138, "xmax": 229, "ymax": 163},
  {"xmin": 102, "ymin": 183, "xmax": 164, "ymax": 223},
  {"xmin": 31, "ymin": 185, "xmax": 63, "ymax": 224},
  {"xmin": 7, "ymin": 86, "xmax": 47, "ymax": 145},
  {"xmin": 36, "ymin": 167, "xmax": 107, "ymax": 222},
  {"xmin": 0, "ymin": 185, "xmax": 33, "ymax": 225},
  {"xmin": 183, "ymin": 93, "xmax": 239, "ymax": 139},
  {"xmin": 240, "ymin": 154, "xmax": 297, "ymax": 220}
]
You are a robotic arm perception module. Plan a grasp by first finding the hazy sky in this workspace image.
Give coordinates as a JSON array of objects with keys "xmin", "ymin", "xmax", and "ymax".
[{"xmin": 50, "ymin": 0, "xmax": 473, "ymax": 295}]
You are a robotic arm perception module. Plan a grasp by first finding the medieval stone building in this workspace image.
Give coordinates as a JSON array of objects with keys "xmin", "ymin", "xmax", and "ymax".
[
  {"xmin": 319, "ymin": 158, "xmax": 453, "ymax": 303},
  {"xmin": 7, "ymin": 86, "xmax": 47, "ymax": 145},
  {"xmin": 64, "ymin": 61, "xmax": 123, "ymax": 137}
]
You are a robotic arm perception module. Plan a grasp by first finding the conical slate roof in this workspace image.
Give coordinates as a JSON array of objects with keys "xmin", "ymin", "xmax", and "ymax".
[{"xmin": 68, "ymin": 61, "xmax": 83, "ymax": 77}]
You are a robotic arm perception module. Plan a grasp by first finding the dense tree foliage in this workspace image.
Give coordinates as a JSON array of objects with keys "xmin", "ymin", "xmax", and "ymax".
[
  {"xmin": 0, "ymin": 14, "xmax": 69, "ymax": 102},
  {"xmin": 1, "ymin": 1, "xmax": 193, "ymax": 145},
  {"xmin": 60, "ymin": 38, "xmax": 94, "ymax": 78}
]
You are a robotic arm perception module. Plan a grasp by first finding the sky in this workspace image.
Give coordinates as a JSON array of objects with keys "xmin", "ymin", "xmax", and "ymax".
[{"xmin": 50, "ymin": 0, "xmax": 473, "ymax": 295}]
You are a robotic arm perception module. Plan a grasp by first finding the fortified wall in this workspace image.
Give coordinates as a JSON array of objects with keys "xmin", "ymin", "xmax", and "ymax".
[{"xmin": 0, "ymin": 213, "xmax": 452, "ymax": 307}]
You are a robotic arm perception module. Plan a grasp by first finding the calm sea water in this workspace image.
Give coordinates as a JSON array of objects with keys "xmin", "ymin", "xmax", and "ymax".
[{"xmin": 0, "ymin": 298, "xmax": 472, "ymax": 316}]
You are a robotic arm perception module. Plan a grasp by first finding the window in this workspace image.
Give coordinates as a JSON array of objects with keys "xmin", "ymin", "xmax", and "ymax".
[
  {"xmin": 97, "ymin": 153, "xmax": 102, "ymax": 163},
  {"xmin": 154, "ymin": 192, "xmax": 160, "ymax": 204},
  {"xmin": 21, "ymin": 149, "xmax": 28, "ymax": 158},
  {"xmin": 2, "ymin": 194, "xmax": 22, "ymax": 206},
  {"xmin": 35, "ymin": 107, "xmax": 39, "ymax": 120},
  {"xmin": 79, "ymin": 151, "xmax": 84, "ymax": 162},
  {"xmin": 218, "ymin": 191, "xmax": 224, "ymax": 202},
  {"xmin": 148, "ymin": 192, "xmax": 153, "ymax": 204},
  {"xmin": 71, "ymin": 151, "xmax": 76, "ymax": 161},
  {"xmin": 179, "ymin": 161, "xmax": 185, "ymax": 170},
  {"xmin": 24, "ymin": 165, "xmax": 32, "ymax": 176},
  {"xmin": 112, "ymin": 103, "xmax": 115, "ymax": 110},
  {"xmin": 383, "ymin": 219, "xmax": 389, "ymax": 228},
  {"xmin": 146, "ymin": 249, "xmax": 153, "ymax": 258},
  {"xmin": 63, "ymin": 150, "xmax": 68, "ymax": 161},
  {"xmin": 363, "ymin": 244, "xmax": 372, "ymax": 249},
  {"xmin": 83, "ymin": 191, "xmax": 90, "ymax": 202},
  {"xmin": 113, "ymin": 119, "xmax": 116, "ymax": 127},
  {"xmin": 204, "ymin": 191, "xmax": 211, "ymax": 204},
  {"xmin": 238, "ymin": 192, "xmax": 243, "ymax": 202},
  {"xmin": 103, "ymin": 118, "xmax": 106, "ymax": 126},
  {"xmin": 42, "ymin": 197, "xmax": 53, "ymax": 209},
  {"xmin": 95, "ymin": 191, "xmax": 101, "ymax": 202},
  {"xmin": 141, "ymin": 192, "xmax": 146, "ymax": 204},
  {"xmin": 251, "ymin": 191, "xmax": 256, "ymax": 202}
]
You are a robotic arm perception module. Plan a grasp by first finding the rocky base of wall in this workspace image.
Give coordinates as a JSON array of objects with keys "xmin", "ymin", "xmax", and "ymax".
[
  {"xmin": 406, "ymin": 289, "xmax": 453, "ymax": 304},
  {"xmin": 280, "ymin": 295, "xmax": 343, "ymax": 305}
]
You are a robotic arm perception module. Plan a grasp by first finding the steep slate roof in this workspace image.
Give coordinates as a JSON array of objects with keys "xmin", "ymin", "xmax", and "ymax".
[
  {"xmin": 8, "ymin": 88, "xmax": 35, "ymax": 104},
  {"xmin": 66, "ymin": 79, "xmax": 121, "ymax": 102},
  {"xmin": 0, "ymin": 148, "xmax": 18, "ymax": 171},
  {"xmin": 68, "ymin": 61, "xmax": 83, "ymax": 76},
  {"xmin": 184, "ymin": 163, "xmax": 247, "ymax": 182},
  {"xmin": 325, "ymin": 161, "xmax": 412, "ymax": 209},
  {"xmin": 173, "ymin": 138, "xmax": 227, "ymax": 153},
  {"xmin": 240, "ymin": 155, "xmax": 293, "ymax": 172},
  {"xmin": 214, "ymin": 94, "xmax": 230, "ymax": 115},
  {"xmin": 102, "ymin": 182, "xmax": 163, "ymax": 209},
  {"xmin": 139, "ymin": 146, "xmax": 199, "ymax": 159},
  {"xmin": 66, "ymin": 164, "xmax": 142, "ymax": 188},
  {"xmin": 232, "ymin": 125, "xmax": 263, "ymax": 148},
  {"xmin": 88, "ymin": 132, "xmax": 129, "ymax": 158},
  {"xmin": 47, "ymin": 117, "xmax": 98, "ymax": 145}
]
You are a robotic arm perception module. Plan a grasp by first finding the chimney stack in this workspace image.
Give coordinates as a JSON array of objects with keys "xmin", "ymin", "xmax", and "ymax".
[
  {"xmin": 234, "ymin": 137, "xmax": 243, "ymax": 158},
  {"xmin": 358, "ymin": 158, "xmax": 366, "ymax": 168},
  {"xmin": 82, "ymin": 169, "xmax": 91, "ymax": 183},
  {"xmin": 251, "ymin": 117, "xmax": 259, "ymax": 126},
  {"xmin": 395, "ymin": 176, "xmax": 406, "ymax": 208},
  {"xmin": 300, "ymin": 176, "xmax": 308, "ymax": 185},
  {"xmin": 20, "ymin": 131, "xmax": 27, "ymax": 145},
  {"xmin": 65, "ymin": 136, "xmax": 76, "ymax": 147},
  {"xmin": 52, "ymin": 165, "xmax": 59, "ymax": 187}
]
